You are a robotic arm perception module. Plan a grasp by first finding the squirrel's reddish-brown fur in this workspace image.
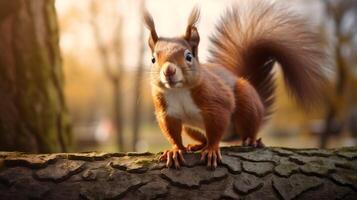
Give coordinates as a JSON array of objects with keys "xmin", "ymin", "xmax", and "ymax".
[{"xmin": 144, "ymin": 0, "xmax": 328, "ymax": 169}]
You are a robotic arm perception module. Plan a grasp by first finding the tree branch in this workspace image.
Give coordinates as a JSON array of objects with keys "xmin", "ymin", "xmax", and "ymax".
[{"xmin": 0, "ymin": 146, "xmax": 356, "ymax": 199}]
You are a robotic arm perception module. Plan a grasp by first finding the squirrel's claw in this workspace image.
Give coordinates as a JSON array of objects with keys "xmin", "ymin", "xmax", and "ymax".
[
  {"xmin": 256, "ymin": 138, "xmax": 265, "ymax": 147},
  {"xmin": 159, "ymin": 150, "xmax": 168, "ymax": 161},
  {"xmin": 200, "ymin": 146, "xmax": 222, "ymax": 170},
  {"xmin": 243, "ymin": 137, "xmax": 265, "ymax": 148},
  {"xmin": 160, "ymin": 148, "xmax": 186, "ymax": 169}
]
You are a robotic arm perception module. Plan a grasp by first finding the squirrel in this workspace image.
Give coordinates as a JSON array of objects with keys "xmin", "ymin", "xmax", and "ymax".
[{"xmin": 144, "ymin": 0, "xmax": 328, "ymax": 169}]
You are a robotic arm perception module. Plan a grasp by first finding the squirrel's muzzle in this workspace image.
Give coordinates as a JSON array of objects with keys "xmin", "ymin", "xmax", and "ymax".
[
  {"xmin": 163, "ymin": 65, "xmax": 176, "ymax": 77},
  {"xmin": 159, "ymin": 62, "xmax": 184, "ymax": 88}
]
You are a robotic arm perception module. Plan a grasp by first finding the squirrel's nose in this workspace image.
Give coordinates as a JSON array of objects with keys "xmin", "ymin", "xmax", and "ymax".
[{"xmin": 163, "ymin": 66, "xmax": 176, "ymax": 76}]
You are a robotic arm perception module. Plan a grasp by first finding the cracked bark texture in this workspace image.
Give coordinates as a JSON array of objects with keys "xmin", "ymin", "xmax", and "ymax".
[
  {"xmin": 0, "ymin": 147, "xmax": 357, "ymax": 200},
  {"xmin": 0, "ymin": 0, "xmax": 71, "ymax": 153}
]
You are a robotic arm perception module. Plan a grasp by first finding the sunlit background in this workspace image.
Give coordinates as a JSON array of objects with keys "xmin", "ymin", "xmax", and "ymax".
[{"xmin": 54, "ymin": 0, "xmax": 357, "ymax": 153}]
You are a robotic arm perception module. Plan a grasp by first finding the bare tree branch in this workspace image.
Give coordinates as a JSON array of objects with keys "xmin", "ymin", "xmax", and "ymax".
[{"xmin": 89, "ymin": 0, "xmax": 117, "ymax": 82}]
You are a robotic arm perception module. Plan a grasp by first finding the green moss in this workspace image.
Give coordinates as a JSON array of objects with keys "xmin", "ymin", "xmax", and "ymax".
[{"xmin": 134, "ymin": 158, "xmax": 154, "ymax": 166}]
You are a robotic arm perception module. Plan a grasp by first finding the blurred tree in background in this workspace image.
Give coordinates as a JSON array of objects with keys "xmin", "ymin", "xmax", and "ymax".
[
  {"xmin": 89, "ymin": 0, "xmax": 125, "ymax": 151},
  {"xmin": 0, "ymin": 0, "xmax": 71, "ymax": 152},
  {"xmin": 131, "ymin": 0, "xmax": 146, "ymax": 151},
  {"xmin": 320, "ymin": 0, "xmax": 357, "ymax": 147}
]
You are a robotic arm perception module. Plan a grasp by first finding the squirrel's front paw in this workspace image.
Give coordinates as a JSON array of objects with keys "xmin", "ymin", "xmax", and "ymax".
[
  {"xmin": 159, "ymin": 148, "xmax": 186, "ymax": 169},
  {"xmin": 200, "ymin": 146, "xmax": 222, "ymax": 170}
]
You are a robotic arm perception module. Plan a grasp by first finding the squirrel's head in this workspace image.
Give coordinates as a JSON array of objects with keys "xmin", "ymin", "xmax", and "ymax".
[{"xmin": 144, "ymin": 7, "xmax": 201, "ymax": 89}]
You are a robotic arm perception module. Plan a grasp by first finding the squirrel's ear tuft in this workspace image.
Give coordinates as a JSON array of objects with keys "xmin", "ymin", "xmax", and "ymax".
[
  {"xmin": 143, "ymin": 9, "xmax": 158, "ymax": 51},
  {"xmin": 185, "ymin": 6, "xmax": 200, "ymax": 57}
]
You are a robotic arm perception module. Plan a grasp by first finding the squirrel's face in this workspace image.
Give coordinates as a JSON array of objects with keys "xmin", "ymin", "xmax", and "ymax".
[
  {"xmin": 144, "ymin": 7, "xmax": 200, "ymax": 90},
  {"xmin": 150, "ymin": 39, "xmax": 200, "ymax": 89}
]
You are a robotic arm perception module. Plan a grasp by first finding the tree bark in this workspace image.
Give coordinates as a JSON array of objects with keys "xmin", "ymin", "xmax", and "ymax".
[
  {"xmin": 0, "ymin": 146, "xmax": 356, "ymax": 199},
  {"xmin": 0, "ymin": 0, "xmax": 71, "ymax": 153}
]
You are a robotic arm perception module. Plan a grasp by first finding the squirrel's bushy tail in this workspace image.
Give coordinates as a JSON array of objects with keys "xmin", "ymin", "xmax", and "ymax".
[{"xmin": 208, "ymin": 0, "xmax": 328, "ymax": 116}]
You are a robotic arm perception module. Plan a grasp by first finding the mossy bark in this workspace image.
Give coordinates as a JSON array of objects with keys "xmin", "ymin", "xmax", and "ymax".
[
  {"xmin": 0, "ymin": 146, "xmax": 356, "ymax": 199},
  {"xmin": 0, "ymin": 0, "xmax": 71, "ymax": 153}
]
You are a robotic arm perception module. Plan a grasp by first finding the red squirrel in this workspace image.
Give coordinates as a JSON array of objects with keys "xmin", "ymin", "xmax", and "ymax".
[{"xmin": 144, "ymin": 0, "xmax": 327, "ymax": 169}]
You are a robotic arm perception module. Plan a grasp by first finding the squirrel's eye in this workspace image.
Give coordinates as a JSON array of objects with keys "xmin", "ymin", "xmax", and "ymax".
[
  {"xmin": 151, "ymin": 57, "xmax": 156, "ymax": 64},
  {"xmin": 185, "ymin": 54, "xmax": 192, "ymax": 62},
  {"xmin": 184, "ymin": 50, "xmax": 193, "ymax": 64}
]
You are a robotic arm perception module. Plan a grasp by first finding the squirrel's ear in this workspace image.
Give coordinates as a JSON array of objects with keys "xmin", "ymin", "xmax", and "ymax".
[
  {"xmin": 143, "ymin": 10, "xmax": 158, "ymax": 51},
  {"xmin": 184, "ymin": 6, "xmax": 200, "ymax": 57}
]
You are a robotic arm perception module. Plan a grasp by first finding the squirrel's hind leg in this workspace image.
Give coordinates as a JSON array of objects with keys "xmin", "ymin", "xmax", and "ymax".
[
  {"xmin": 233, "ymin": 78, "xmax": 265, "ymax": 148},
  {"xmin": 184, "ymin": 126, "xmax": 207, "ymax": 152}
]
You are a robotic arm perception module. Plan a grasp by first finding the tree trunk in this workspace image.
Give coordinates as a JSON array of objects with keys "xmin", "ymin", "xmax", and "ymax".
[
  {"xmin": 0, "ymin": 146, "xmax": 356, "ymax": 199},
  {"xmin": 113, "ymin": 16, "xmax": 125, "ymax": 152},
  {"xmin": 0, "ymin": 0, "xmax": 71, "ymax": 153}
]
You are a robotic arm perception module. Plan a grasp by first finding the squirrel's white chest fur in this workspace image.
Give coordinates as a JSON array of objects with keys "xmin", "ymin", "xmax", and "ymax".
[{"xmin": 164, "ymin": 89, "xmax": 204, "ymax": 130}]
